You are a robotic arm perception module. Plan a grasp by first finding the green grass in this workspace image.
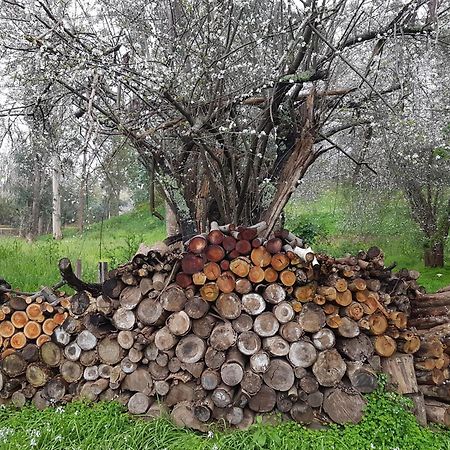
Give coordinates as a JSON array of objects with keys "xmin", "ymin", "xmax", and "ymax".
[
  {"xmin": 286, "ymin": 189, "xmax": 450, "ymax": 292},
  {"xmin": 0, "ymin": 205, "xmax": 165, "ymax": 292},
  {"xmin": 0, "ymin": 387, "xmax": 449, "ymax": 450}
]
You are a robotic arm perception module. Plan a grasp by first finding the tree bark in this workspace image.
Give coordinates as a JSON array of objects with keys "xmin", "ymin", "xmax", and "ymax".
[
  {"xmin": 424, "ymin": 240, "xmax": 445, "ymax": 267},
  {"xmin": 27, "ymin": 155, "xmax": 42, "ymax": 240},
  {"xmin": 52, "ymin": 154, "xmax": 62, "ymax": 240},
  {"xmin": 77, "ymin": 149, "xmax": 88, "ymax": 233}
]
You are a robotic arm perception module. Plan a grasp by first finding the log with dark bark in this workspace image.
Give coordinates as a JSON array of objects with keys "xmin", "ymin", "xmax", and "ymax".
[{"xmin": 59, "ymin": 258, "xmax": 102, "ymax": 296}]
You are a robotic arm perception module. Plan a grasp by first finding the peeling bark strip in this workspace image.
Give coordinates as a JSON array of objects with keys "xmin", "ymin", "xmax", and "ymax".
[{"xmin": 0, "ymin": 225, "xmax": 430, "ymax": 427}]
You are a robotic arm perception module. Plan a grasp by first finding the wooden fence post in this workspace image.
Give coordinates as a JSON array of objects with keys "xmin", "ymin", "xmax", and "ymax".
[
  {"xmin": 75, "ymin": 259, "xmax": 82, "ymax": 279},
  {"xmin": 98, "ymin": 262, "xmax": 108, "ymax": 283}
]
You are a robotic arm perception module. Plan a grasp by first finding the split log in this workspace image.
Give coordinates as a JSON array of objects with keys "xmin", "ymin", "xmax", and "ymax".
[{"xmin": 424, "ymin": 399, "xmax": 450, "ymax": 427}]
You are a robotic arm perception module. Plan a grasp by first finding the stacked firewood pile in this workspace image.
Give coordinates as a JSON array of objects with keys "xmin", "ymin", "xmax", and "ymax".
[
  {"xmin": 408, "ymin": 287, "xmax": 450, "ymax": 426},
  {"xmin": 0, "ymin": 295, "xmax": 69, "ymax": 355},
  {"xmin": 0, "ymin": 294, "xmax": 70, "ymax": 407},
  {"xmin": 0, "ymin": 221, "xmax": 444, "ymax": 428}
]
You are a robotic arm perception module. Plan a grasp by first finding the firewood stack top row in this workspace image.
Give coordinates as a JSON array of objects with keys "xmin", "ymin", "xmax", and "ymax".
[{"xmin": 0, "ymin": 221, "xmax": 443, "ymax": 428}]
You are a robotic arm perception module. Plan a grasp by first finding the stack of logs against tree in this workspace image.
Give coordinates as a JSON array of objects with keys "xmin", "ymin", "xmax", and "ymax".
[{"xmin": 1, "ymin": 221, "xmax": 450, "ymax": 429}]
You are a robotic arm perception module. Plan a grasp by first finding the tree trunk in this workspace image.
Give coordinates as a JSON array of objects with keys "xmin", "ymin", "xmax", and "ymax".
[
  {"xmin": 424, "ymin": 240, "xmax": 444, "ymax": 267},
  {"xmin": 77, "ymin": 150, "xmax": 87, "ymax": 233},
  {"xmin": 27, "ymin": 155, "xmax": 42, "ymax": 240},
  {"xmin": 263, "ymin": 91, "xmax": 317, "ymax": 235},
  {"xmin": 52, "ymin": 155, "xmax": 62, "ymax": 240},
  {"xmin": 166, "ymin": 201, "xmax": 179, "ymax": 237}
]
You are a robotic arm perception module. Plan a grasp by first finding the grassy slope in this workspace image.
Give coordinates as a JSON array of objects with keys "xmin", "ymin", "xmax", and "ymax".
[
  {"xmin": 1, "ymin": 192, "xmax": 449, "ymax": 292},
  {"xmin": 286, "ymin": 190, "xmax": 450, "ymax": 292},
  {"xmin": 0, "ymin": 205, "xmax": 166, "ymax": 292}
]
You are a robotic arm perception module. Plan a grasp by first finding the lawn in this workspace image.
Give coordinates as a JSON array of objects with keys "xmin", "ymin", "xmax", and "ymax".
[
  {"xmin": 0, "ymin": 205, "xmax": 166, "ymax": 292},
  {"xmin": 0, "ymin": 385, "xmax": 450, "ymax": 450}
]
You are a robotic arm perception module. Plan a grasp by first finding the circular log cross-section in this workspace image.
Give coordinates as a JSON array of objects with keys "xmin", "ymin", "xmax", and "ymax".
[
  {"xmin": 98, "ymin": 336, "xmax": 124, "ymax": 365},
  {"xmin": 201, "ymin": 369, "xmax": 221, "ymax": 391},
  {"xmin": 280, "ymin": 322, "xmax": 303, "ymax": 342},
  {"xmin": 373, "ymin": 335, "xmax": 397, "ymax": 357},
  {"xmin": 248, "ymin": 385, "xmax": 276, "ymax": 413},
  {"xmin": 205, "ymin": 244, "xmax": 226, "ymax": 262},
  {"xmin": 242, "ymin": 293, "xmax": 266, "ymax": 315},
  {"xmin": 230, "ymin": 257, "xmax": 251, "ymax": 278},
  {"xmin": 338, "ymin": 317, "xmax": 360, "ymax": 339},
  {"xmin": 251, "ymin": 246, "xmax": 272, "ymax": 267},
  {"xmin": 263, "ymin": 336, "xmax": 290, "ymax": 357},
  {"xmin": 167, "ymin": 311, "xmax": 191, "ymax": 336},
  {"xmin": 235, "ymin": 278, "xmax": 252, "ymax": 295},
  {"xmin": 128, "ymin": 393, "xmax": 151, "ymax": 415},
  {"xmin": 237, "ymin": 331, "xmax": 261, "ymax": 356},
  {"xmin": 273, "ymin": 302, "xmax": 294, "ymax": 323},
  {"xmin": 250, "ymin": 351, "xmax": 270, "ymax": 373},
  {"xmin": 40, "ymin": 341, "xmax": 62, "ymax": 367},
  {"xmin": 119, "ymin": 286, "xmax": 143, "ymax": 311},
  {"xmin": 137, "ymin": 298, "xmax": 165, "ymax": 325},
  {"xmin": 117, "ymin": 331, "xmax": 135, "ymax": 350},
  {"xmin": 192, "ymin": 315, "xmax": 216, "ymax": 338},
  {"xmin": 216, "ymin": 293, "xmax": 242, "ymax": 319},
  {"xmin": 26, "ymin": 363, "xmax": 52, "ymax": 387},
  {"xmin": 232, "ymin": 314, "xmax": 253, "ymax": 333},
  {"xmin": 298, "ymin": 303, "xmax": 326, "ymax": 333},
  {"xmin": 323, "ymin": 388, "xmax": 367, "ymax": 424},
  {"xmin": 263, "ymin": 359, "xmax": 295, "ymax": 391},
  {"xmin": 161, "ymin": 285, "xmax": 187, "ymax": 312},
  {"xmin": 204, "ymin": 262, "xmax": 221, "ymax": 281},
  {"xmin": 289, "ymin": 341, "xmax": 317, "ymax": 368},
  {"xmin": 60, "ymin": 360, "xmax": 83, "ymax": 383},
  {"xmin": 155, "ymin": 327, "xmax": 178, "ymax": 351},
  {"xmin": 215, "ymin": 273, "xmax": 236, "ymax": 294},
  {"xmin": 188, "ymin": 236, "xmax": 207, "ymax": 254},
  {"xmin": 209, "ymin": 323, "xmax": 237, "ymax": 351},
  {"xmin": 242, "ymin": 370, "xmax": 263, "ymax": 396},
  {"xmin": 221, "ymin": 362, "xmax": 244, "ymax": 386},
  {"xmin": 336, "ymin": 334, "xmax": 374, "ymax": 362},
  {"xmin": 2, "ymin": 353, "xmax": 27, "ymax": 377},
  {"xmin": 182, "ymin": 254, "xmax": 205, "ymax": 275},
  {"xmin": 77, "ymin": 330, "xmax": 98, "ymax": 351},
  {"xmin": 200, "ymin": 283, "xmax": 220, "ymax": 302},
  {"xmin": 253, "ymin": 312, "xmax": 279, "ymax": 337},
  {"xmin": 205, "ymin": 348, "xmax": 226, "ymax": 369},
  {"xmin": 312, "ymin": 328, "xmax": 336, "ymax": 350},
  {"xmin": 176, "ymin": 335, "xmax": 206, "ymax": 364},
  {"xmin": 112, "ymin": 308, "xmax": 135, "ymax": 331},
  {"xmin": 312, "ymin": 349, "xmax": 347, "ymax": 387},
  {"xmin": 263, "ymin": 284, "xmax": 286, "ymax": 304},
  {"xmin": 184, "ymin": 296, "xmax": 209, "ymax": 319}
]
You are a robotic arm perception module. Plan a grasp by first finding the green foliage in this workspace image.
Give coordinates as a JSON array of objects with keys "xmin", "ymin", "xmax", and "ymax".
[
  {"xmin": 0, "ymin": 389, "xmax": 450, "ymax": 450},
  {"xmin": 288, "ymin": 220, "xmax": 326, "ymax": 246},
  {"xmin": 0, "ymin": 204, "xmax": 165, "ymax": 291},
  {"xmin": 286, "ymin": 189, "xmax": 450, "ymax": 292},
  {"xmin": 0, "ymin": 197, "xmax": 19, "ymax": 226}
]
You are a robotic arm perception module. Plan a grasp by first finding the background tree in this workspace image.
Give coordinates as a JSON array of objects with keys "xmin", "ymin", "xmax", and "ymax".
[{"xmin": 1, "ymin": 0, "xmax": 449, "ymax": 238}]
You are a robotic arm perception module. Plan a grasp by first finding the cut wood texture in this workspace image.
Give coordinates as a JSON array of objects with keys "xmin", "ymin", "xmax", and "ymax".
[{"xmin": 0, "ymin": 225, "xmax": 431, "ymax": 429}]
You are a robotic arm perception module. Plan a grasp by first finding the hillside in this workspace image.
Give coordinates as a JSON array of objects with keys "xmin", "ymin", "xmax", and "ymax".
[{"xmin": 0, "ymin": 205, "xmax": 166, "ymax": 291}]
